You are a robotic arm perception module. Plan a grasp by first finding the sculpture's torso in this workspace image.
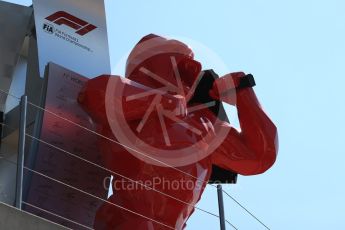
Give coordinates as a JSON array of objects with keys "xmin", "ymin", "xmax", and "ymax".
[{"xmin": 95, "ymin": 107, "xmax": 217, "ymax": 230}]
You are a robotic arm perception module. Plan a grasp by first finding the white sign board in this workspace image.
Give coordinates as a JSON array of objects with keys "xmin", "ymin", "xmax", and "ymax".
[{"xmin": 33, "ymin": 0, "xmax": 111, "ymax": 78}]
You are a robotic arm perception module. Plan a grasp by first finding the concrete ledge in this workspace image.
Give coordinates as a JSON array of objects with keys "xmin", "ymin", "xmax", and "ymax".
[{"xmin": 0, "ymin": 202, "xmax": 70, "ymax": 230}]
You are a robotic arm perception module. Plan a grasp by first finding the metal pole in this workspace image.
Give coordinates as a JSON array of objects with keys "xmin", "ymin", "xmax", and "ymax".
[
  {"xmin": 217, "ymin": 184, "xmax": 226, "ymax": 230},
  {"xmin": 15, "ymin": 95, "xmax": 27, "ymax": 209}
]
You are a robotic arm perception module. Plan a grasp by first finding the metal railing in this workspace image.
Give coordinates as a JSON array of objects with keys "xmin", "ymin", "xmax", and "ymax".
[{"xmin": 0, "ymin": 89, "xmax": 270, "ymax": 230}]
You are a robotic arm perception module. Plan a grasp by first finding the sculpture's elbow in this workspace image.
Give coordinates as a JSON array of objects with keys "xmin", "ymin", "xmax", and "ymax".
[
  {"xmin": 255, "ymin": 126, "xmax": 279, "ymax": 175},
  {"xmin": 242, "ymin": 125, "xmax": 279, "ymax": 176}
]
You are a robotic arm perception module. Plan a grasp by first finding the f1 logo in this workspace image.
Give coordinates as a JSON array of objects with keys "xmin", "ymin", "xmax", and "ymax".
[{"xmin": 45, "ymin": 11, "xmax": 97, "ymax": 36}]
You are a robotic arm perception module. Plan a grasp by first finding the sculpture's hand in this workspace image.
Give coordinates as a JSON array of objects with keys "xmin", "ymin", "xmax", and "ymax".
[{"xmin": 209, "ymin": 72, "xmax": 255, "ymax": 106}]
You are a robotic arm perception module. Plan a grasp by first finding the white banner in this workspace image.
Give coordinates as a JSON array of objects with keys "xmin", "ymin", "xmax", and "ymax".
[{"xmin": 33, "ymin": 0, "xmax": 111, "ymax": 78}]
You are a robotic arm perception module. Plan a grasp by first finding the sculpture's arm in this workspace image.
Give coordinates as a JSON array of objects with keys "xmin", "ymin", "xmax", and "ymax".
[
  {"xmin": 210, "ymin": 72, "xmax": 278, "ymax": 175},
  {"xmin": 78, "ymin": 75, "xmax": 185, "ymax": 124}
]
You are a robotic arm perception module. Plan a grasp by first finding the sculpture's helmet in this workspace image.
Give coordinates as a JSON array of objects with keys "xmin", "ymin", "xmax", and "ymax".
[{"xmin": 126, "ymin": 34, "xmax": 202, "ymax": 95}]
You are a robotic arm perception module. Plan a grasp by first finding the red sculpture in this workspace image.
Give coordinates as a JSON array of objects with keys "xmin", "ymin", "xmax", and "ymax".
[{"xmin": 78, "ymin": 34, "xmax": 278, "ymax": 230}]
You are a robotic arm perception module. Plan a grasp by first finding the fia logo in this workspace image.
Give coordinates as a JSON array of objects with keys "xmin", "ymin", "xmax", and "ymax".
[{"xmin": 43, "ymin": 23, "xmax": 54, "ymax": 34}]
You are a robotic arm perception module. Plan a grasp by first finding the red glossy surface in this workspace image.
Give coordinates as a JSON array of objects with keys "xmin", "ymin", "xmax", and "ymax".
[{"xmin": 78, "ymin": 34, "xmax": 278, "ymax": 229}]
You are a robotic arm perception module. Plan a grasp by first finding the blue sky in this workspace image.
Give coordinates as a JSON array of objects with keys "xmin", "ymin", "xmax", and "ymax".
[{"xmin": 4, "ymin": 0, "xmax": 345, "ymax": 229}]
